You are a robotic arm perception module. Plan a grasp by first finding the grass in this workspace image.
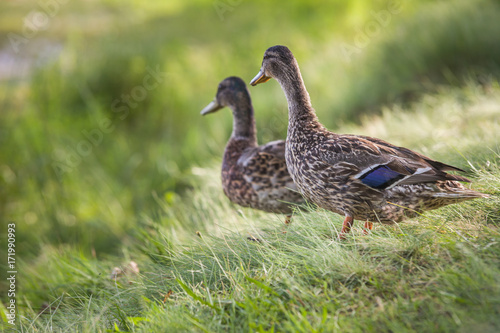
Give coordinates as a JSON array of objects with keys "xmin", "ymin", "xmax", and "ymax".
[
  {"xmin": 1, "ymin": 0, "xmax": 500, "ymax": 331},
  {"xmin": 12, "ymin": 197, "xmax": 500, "ymax": 332}
]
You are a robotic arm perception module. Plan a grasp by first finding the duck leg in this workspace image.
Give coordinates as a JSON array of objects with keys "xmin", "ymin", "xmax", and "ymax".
[
  {"xmin": 363, "ymin": 221, "xmax": 374, "ymax": 235},
  {"xmin": 339, "ymin": 215, "xmax": 354, "ymax": 240}
]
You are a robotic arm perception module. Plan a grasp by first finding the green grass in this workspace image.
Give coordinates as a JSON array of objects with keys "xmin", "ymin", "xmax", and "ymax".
[{"xmin": 1, "ymin": 0, "xmax": 500, "ymax": 331}]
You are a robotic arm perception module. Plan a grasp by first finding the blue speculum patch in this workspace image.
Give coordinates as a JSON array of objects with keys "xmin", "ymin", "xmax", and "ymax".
[{"xmin": 359, "ymin": 165, "xmax": 405, "ymax": 189}]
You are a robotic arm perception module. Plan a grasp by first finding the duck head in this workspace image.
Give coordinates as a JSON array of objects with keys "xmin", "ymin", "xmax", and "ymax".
[
  {"xmin": 250, "ymin": 45, "xmax": 297, "ymax": 86},
  {"xmin": 201, "ymin": 76, "xmax": 250, "ymax": 115}
]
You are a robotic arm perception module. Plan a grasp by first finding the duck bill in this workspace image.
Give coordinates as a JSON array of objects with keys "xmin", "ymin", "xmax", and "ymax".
[
  {"xmin": 250, "ymin": 70, "xmax": 271, "ymax": 86},
  {"xmin": 200, "ymin": 99, "xmax": 223, "ymax": 115}
]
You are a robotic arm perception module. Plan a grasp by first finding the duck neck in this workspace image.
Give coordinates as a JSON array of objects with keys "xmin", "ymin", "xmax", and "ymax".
[
  {"xmin": 274, "ymin": 61, "xmax": 319, "ymax": 126},
  {"xmin": 229, "ymin": 99, "xmax": 257, "ymax": 145}
]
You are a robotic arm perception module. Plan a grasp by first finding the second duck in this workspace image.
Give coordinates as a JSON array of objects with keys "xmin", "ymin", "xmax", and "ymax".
[{"xmin": 201, "ymin": 76, "xmax": 305, "ymax": 222}]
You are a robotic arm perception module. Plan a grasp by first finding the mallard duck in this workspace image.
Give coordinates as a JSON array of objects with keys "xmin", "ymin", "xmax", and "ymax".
[
  {"xmin": 250, "ymin": 45, "xmax": 488, "ymax": 239},
  {"xmin": 201, "ymin": 76, "xmax": 305, "ymax": 222}
]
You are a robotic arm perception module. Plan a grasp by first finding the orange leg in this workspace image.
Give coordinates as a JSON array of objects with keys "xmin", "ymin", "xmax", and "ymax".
[
  {"xmin": 284, "ymin": 215, "xmax": 292, "ymax": 225},
  {"xmin": 339, "ymin": 215, "xmax": 354, "ymax": 240},
  {"xmin": 363, "ymin": 221, "xmax": 374, "ymax": 235}
]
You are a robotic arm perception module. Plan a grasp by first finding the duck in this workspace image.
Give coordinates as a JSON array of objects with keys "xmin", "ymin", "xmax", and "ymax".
[
  {"xmin": 250, "ymin": 45, "xmax": 488, "ymax": 239},
  {"xmin": 201, "ymin": 76, "xmax": 305, "ymax": 223}
]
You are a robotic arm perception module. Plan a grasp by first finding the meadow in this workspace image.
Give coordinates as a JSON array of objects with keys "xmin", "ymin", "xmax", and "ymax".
[{"xmin": 1, "ymin": 0, "xmax": 499, "ymax": 331}]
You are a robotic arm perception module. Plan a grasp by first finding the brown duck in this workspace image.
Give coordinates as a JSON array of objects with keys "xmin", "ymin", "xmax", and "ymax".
[
  {"xmin": 250, "ymin": 45, "xmax": 488, "ymax": 239},
  {"xmin": 201, "ymin": 76, "xmax": 305, "ymax": 222}
]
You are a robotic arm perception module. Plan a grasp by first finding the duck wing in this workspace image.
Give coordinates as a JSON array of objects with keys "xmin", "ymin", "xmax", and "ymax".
[
  {"xmin": 318, "ymin": 134, "xmax": 470, "ymax": 191},
  {"xmin": 238, "ymin": 140, "xmax": 286, "ymax": 165},
  {"xmin": 237, "ymin": 140, "xmax": 301, "ymax": 205},
  {"xmin": 256, "ymin": 140, "xmax": 287, "ymax": 160},
  {"xmin": 237, "ymin": 139, "xmax": 293, "ymax": 186},
  {"xmin": 357, "ymin": 135, "xmax": 466, "ymax": 173}
]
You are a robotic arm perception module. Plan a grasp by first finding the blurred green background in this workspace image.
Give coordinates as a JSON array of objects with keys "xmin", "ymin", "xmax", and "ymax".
[{"xmin": 1, "ymin": 0, "xmax": 499, "ymax": 306}]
